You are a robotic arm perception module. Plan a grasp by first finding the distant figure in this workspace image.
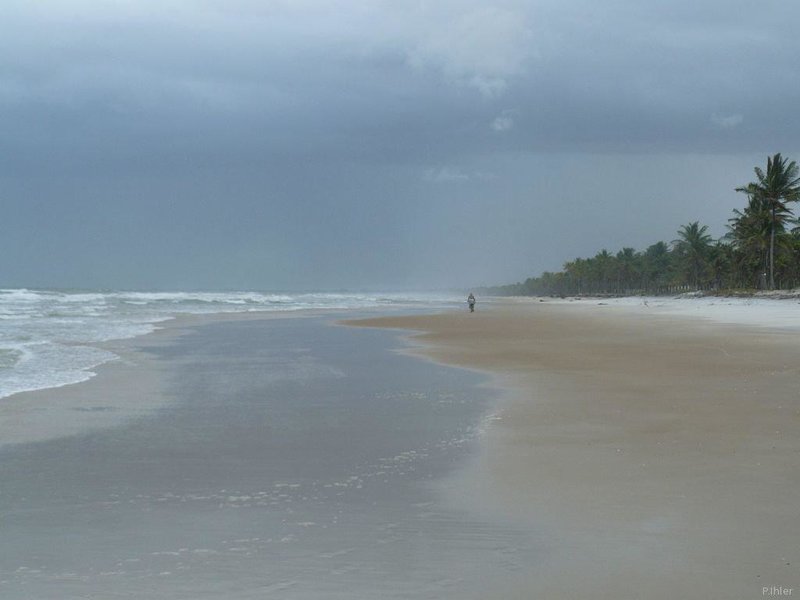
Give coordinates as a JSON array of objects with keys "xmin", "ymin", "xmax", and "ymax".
[{"xmin": 467, "ymin": 293, "xmax": 476, "ymax": 313}]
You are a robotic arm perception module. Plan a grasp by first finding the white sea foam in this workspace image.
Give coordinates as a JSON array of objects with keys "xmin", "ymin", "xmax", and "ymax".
[{"xmin": 0, "ymin": 289, "xmax": 460, "ymax": 400}]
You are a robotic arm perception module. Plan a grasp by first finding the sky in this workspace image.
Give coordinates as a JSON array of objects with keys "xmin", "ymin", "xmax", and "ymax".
[{"xmin": 2, "ymin": 0, "xmax": 799, "ymax": 291}]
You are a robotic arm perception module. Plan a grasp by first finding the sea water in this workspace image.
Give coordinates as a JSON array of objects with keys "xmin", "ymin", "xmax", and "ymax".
[
  {"xmin": 0, "ymin": 289, "xmax": 460, "ymax": 401},
  {"xmin": 0, "ymin": 313, "xmax": 537, "ymax": 599}
]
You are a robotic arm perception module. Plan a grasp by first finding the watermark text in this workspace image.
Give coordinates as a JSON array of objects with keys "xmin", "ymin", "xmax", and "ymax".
[{"xmin": 763, "ymin": 586, "xmax": 793, "ymax": 597}]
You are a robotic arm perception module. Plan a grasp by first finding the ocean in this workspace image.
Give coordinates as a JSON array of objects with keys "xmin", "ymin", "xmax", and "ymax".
[{"xmin": 0, "ymin": 289, "xmax": 461, "ymax": 402}]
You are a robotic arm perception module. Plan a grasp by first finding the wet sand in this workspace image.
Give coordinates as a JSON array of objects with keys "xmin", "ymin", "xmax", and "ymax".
[
  {"xmin": 347, "ymin": 300, "xmax": 800, "ymax": 598},
  {"xmin": 0, "ymin": 314, "xmax": 536, "ymax": 599}
]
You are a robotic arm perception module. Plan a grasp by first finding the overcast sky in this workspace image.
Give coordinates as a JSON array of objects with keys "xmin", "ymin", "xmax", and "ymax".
[{"xmin": 2, "ymin": 0, "xmax": 799, "ymax": 290}]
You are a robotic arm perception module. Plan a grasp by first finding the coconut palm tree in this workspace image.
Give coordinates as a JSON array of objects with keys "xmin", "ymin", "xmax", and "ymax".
[
  {"xmin": 592, "ymin": 249, "xmax": 614, "ymax": 293},
  {"xmin": 708, "ymin": 241, "xmax": 734, "ymax": 289},
  {"xmin": 615, "ymin": 247, "xmax": 639, "ymax": 293},
  {"xmin": 673, "ymin": 222, "xmax": 714, "ymax": 288},
  {"xmin": 564, "ymin": 257, "xmax": 589, "ymax": 295},
  {"xmin": 642, "ymin": 241, "xmax": 671, "ymax": 292},
  {"xmin": 725, "ymin": 193, "xmax": 792, "ymax": 287},
  {"xmin": 736, "ymin": 153, "xmax": 800, "ymax": 289}
]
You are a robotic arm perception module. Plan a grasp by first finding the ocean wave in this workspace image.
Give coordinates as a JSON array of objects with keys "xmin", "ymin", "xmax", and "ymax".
[
  {"xmin": 0, "ymin": 289, "xmax": 460, "ymax": 400},
  {"xmin": 0, "ymin": 347, "xmax": 24, "ymax": 369}
]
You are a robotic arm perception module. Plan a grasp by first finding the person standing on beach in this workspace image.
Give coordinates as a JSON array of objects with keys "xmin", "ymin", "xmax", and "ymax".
[{"xmin": 467, "ymin": 293, "xmax": 476, "ymax": 312}]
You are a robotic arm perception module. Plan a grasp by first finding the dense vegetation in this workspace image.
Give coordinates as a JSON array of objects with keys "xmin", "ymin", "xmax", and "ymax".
[{"xmin": 484, "ymin": 154, "xmax": 800, "ymax": 297}]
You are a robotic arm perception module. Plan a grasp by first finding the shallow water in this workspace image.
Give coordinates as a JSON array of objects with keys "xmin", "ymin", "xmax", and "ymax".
[
  {"xmin": 0, "ymin": 316, "xmax": 538, "ymax": 599},
  {"xmin": 0, "ymin": 289, "xmax": 461, "ymax": 400}
]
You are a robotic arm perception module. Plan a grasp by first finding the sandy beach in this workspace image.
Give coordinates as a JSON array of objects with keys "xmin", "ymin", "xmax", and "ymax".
[
  {"xmin": 2, "ymin": 299, "xmax": 797, "ymax": 599},
  {"xmin": 347, "ymin": 299, "xmax": 800, "ymax": 599}
]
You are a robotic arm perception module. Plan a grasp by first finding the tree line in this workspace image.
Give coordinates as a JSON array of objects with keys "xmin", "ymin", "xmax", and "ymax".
[{"xmin": 483, "ymin": 154, "xmax": 800, "ymax": 297}]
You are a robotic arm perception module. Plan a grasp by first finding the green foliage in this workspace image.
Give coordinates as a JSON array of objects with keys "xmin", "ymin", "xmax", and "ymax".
[
  {"xmin": 482, "ymin": 154, "xmax": 800, "ymax": 296},
  {"xmin": 672, "ymin": 221, "xmax": 713, "ymax": 287},
  {"xmin": 735, "ymin": 153, "xmax": 800, "ymax": 289}
]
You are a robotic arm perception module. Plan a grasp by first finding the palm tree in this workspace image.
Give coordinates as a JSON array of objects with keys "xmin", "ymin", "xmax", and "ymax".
[
  {"xmin": 673, "ymin": 222, "xmax": 713, "ymax": 288},
  {"xmin": 736, "ymin": 153, "xmax": 800, "ymax": 289},
  {"xmin": 642, "ymin": 241, "xmax": 671, "ymax": 292},
  {"xmin": 725, "ymin": 194, "xmax": 792, "ymax": 287},
  {"xmin": 564, "ymin": 257, "xmax": 589, "ymax": 295},
  {"xmin": 593, "ymin": 249, "xmax": 614, "ymax": 293},
  {"xmin": 615, "ymin": 247, "xmax": 639, "ymax": 293},
  {"xmin": 708, "ymin": 241, "xmax": 734, "ymax": 289}
]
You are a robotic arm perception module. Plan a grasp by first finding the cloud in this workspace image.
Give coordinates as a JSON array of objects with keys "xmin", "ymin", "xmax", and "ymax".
[
  {"xmin": 0, "ymin": 0, "xmax": 798, "ymax": 171},
  {"xmin": 492, "ymin": 110, "xmax": 516, "ymax": 132},
  {"xmin": 424, "ymin": 166, "xmax": 470, "ymax": 183},
  {"xmin": 710, "ymin": 113, "xmax": 743, "ymax": 129},
  {"xmin": 423, "ymin": 167, "xmax": 496, "ymax": 183},
  {"xmin": 404, "ymin": 4, "xmax": 535, "ymax": 97}
]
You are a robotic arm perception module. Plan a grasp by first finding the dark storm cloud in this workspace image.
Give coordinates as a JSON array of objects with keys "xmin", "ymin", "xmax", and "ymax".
[
  {"xmin": 4, "ymin": 1, "xmax": 799, "ymax": 159},
  {"xmin": 1, "ymin": 1, "xmax": 799, "ymax": 289}
]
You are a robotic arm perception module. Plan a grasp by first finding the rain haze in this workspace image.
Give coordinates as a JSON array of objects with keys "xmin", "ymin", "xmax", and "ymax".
[{"xmin": 2, "ymin": 0, "xmax": 799, "ymax": 291}]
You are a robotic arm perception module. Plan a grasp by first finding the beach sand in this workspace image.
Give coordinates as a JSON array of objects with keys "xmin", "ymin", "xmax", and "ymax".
[{"xmin": 346, "ymin": 300, "xmax": 800, "ymax": 598}]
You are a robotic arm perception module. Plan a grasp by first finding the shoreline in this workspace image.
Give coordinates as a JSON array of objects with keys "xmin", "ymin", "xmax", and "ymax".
[
  {"xmin": 1, "ymin": 309, "xmax": 519, "ymax": 599},
  {"xmin": 345, "ymin": 299, "xmax": 800, "ymax": 598},
  {"xmin": 0, "ymin": 288, "xmax": 462, "ymax": 409},
  {"xmin": 4, "ymin": 298, "xmax": 799, "ymax": 596},
  {"xmin": 0, "ymin": 310, "xmax": 327, "ymax": 449},
  {"xmin": 3, "ymin": 292, "xmax": 796, "ymax": 416}
]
